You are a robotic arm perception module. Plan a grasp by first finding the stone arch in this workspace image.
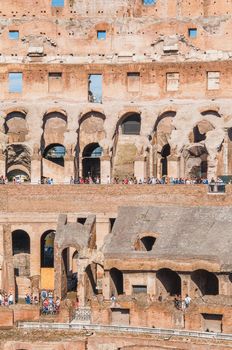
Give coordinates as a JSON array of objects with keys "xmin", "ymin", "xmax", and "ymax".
[
  {"xmin": 12, "ymin": 229, "xmax": 31, "ymax": 302},
  {"xmin": 4, "ymin": 111, "xmax": 28, "ymax": 143},
  {"xmin": 82, "ymin": 142, "xmax": 102, "ymax": 179},
  {"xmin": 191, "ymin": 269, "xmax": 219, "ymax": 296},
  {"xmin": 110, "ymin": 268, "xmax": 124, "ymax": 296},
  {"xmin": 6, "ymin": 144, "xmax": 31, "ymax": 181},
  {"xmin": 12, "ymin": 230, "xmax": 30, "ymax": 255},
  {"xmin": 156, "ymin": 268, "xmax": 181, "ymax": 296},
  {"xmin": 201, "ymin": 109, "xmax": 221, "ymax": 118},
  {"xmin": 41, "ymin": 111, "xmax": 67, "ymax": 151},
  {"xmin": 40, "ymin": 230, "xmax": 55, "ymax": 268},
  {"xmin": 134, "ymin": 232, "xmax": 157, "ymax": 251},
  {"xmin": 152, "ymin": 111, "xmax": 176, "ymax": 178},
  {"xmin": 115, "ymin": 112, "xmax": 141, "ymax": 136},
  {"xmin": 41, "ymin": 143, "xmax": 66, "ymax": 183}
]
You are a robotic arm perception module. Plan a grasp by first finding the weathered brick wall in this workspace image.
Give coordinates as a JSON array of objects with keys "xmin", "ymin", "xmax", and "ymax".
[{"xmin": 0, "ymin": 185, "xmax": 230, "ymax": 215}]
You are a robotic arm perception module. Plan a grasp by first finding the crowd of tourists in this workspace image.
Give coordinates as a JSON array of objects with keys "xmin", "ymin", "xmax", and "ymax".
[
  {"xmin": 0, "ymin": 174, "xmax": 226, "ymax": 185},
  {"xmin": 0, "ymin": 289, "xmax": 60, "ymax": 315},
  {"xmin": 0, "ymin": 291, "xmax": 14, "ymax": 306},
  {"xmin": 40, "ymin": 290, "xmax": 60, "ymax": 315}
]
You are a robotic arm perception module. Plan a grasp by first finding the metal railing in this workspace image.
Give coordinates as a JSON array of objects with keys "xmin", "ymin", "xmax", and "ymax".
[{"xmin": 17, "ymin": 322, "xmax": 232, "ymax": 341}]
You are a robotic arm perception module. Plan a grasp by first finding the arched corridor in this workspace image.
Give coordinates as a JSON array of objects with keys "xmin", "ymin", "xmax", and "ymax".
[
  {"xmin": 191, "ymin": 269, "xmax": 219, "ymax": 296},
  {"xmin": 40, "ymin": 230, "xmax": 55, "ymax": 268},
  {"xmin": 156, "ymin": 268, "xmax": 181, "ymax": 296},
  {"xmin": 82, "ymin": 143, "xmax": 102, "ymax": 178}
]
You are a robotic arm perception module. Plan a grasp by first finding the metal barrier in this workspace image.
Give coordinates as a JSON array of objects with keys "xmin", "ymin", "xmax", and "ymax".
[
  {"xmin": 17, "ymin": 322, "xmax": 232, "ymax": 341},
  {"xmin": 208, "ymin": 182, "xmax": 226, "ymax": 193}
]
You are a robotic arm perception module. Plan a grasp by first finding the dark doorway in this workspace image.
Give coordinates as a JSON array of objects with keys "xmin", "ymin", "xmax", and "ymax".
[
  {"xmin": 12, "ymin": 230, "xmax": 30, "ymax": 255},
  {"xmin": 191, "ymin": 269, "xmax": 219, "ymax": 296},
  {"xmin": 41, "ymin": 230, "xmax": 55, "ymax": 268},
  {"xmin": 161, "ymin": 144, "xmax": 170, "ymax": 176},
  {"xmin": 110, "ymin": 268, "xmax": 124, "ymax": 296},
  {"xmin": 82, "ymin": 143, "xmax": 102, "ymax": 178},
  {"xmin": 156, "ymin": 268, "xmax": 181, "ymax": 296}
]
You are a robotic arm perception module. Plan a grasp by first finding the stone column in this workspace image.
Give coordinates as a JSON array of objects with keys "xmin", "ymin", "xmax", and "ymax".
[
  {"xmin": 218, "ymin": 274, "xmax": 230, "ymax": 296},
  {"xmin": 134, "ymin": 156, "xmax": 146, "ymax": 181},
  {"xmin": 100, "ymin": 155, "xmax": 111, "ymax": 184},
  {"xmin": 64, "ymin": 145, "xmax": 75, "ymax": 184},
  {"xmin": 102, "ymin": 270, "xmax": 111, "ymax": 300},
  {"xmin": 180, "ymin": 273, "xmax": 191, "ymax": 299},
  {"xmin": 96, "ymin": 216, "xmax": 111, "ymax": 249},
  {"xmin": 30, "ymin": 232, "xmax": 41, "ymax": 277},
  {"xmin": 31, "ymin": 144, "xmax": 41, "ymax": 184},
  {"xmin": 0, "ymin": 149, "xmax": 6, "ymax": 177},
  {"xmin": 223, "ymin": 128, "xmax": 229, "ymax": 176},
  {"xmin": 167, "ymin": 155, "xmax": 180, "ymax": 178}
]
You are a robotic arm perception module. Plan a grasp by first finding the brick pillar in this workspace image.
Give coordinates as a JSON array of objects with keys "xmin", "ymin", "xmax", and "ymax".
[
  {"xmin": 30, "ymin": 232, "xmax": 40, "ymax": 277},
  {"xmin": 218, "ymin": 274, "xmax": 230, "ymax": 296},
  {"xmin": 2, "ymin": 224, "xmax": 15, "ymax": 295},
  {"xmin": 167, "ymin": 155, "xmax": 180, "ymax": 178},
  {"xmin": 0, "ymin": 151, "xmax": 6, "ymax": 177},
  {"xmin": 134, "ymin": 156, "xmax": 146, "ymax": 181},
  {"xmin": 100, "ymin": 156, "xmax": 111, "ymax": 184},
  {"xmin": 102, "ymin": 270, "xmax": 111, "ymax": 300},
  {"xmin": 180, "ymin": 273, "xmax": 191, "ymax": 299},
  {"xmin": 64, "ymin": 145, "xmax": 74, "ymax": 184},
  {"xmin": 31, "ymin": 144, "xmax": 41, "ymax": 183}
]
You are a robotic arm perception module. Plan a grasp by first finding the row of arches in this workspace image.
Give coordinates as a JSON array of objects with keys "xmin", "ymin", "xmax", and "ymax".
[
  {"xmin": 110, "ymin": 268, "xmax": 220, "ymax": 297},
  {"xmin": 2, "ymin": 108, "xmax": 227, "ymax": 180}
]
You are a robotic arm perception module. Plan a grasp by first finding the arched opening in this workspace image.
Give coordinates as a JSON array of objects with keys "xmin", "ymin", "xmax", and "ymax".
[
  {"xmin": 4, "ymin": 111, "xmax": 28, "ymax": 143},
  {"xmin": 82, "ymin": 142, "xmax": 102, "ymax": 178},
  {"xmin": 141, "ymin": 236, "xmax": 156, "ymax": 251},
  {"xmin": 40, "ymin": 230, "xmax": 55, "ymax": 268},
  {"xmin": 160, "ymin": 144, "xmax": 170, "ymax": 176},
  {"xmin": 110, "ymin": 268, "xmax": 123, "ymax": 296},
  {"xmin": 192, "ymin": 120, "xmax": 214, "ymax": 143},
  {"xmin": 61, "ymin": 247, "xmax": 78, "ymax": 295},
  {"xmin": 12, "ymin": 230, "xmax": 31, "ymax": 302},
  {"xmin": 156, "ymin": 268, "xmax": 181, "ymax": 296},
  {"xmin": 42, "ymin": 111, "xmax": 67, "ymax": 149},
  {"xmin": 43, "ymin": 143, "xmax": 66, "ymax": 167},
  {"xmin": 135, "ymin": 236, "xmax": 156, "ymax": 251},
  {"xmin": 191, "ymin": 269, "xmax": 219, "ymax": 296},
  {"xmin": 121, "ymin": 113, "xmax": 141, "ymax": 135},
  {"xmin": 12, "ymin": 230, "xmax": 30, "ymax": 255},
  {"xmin": 6, "ymin": 144, "xmax": 31, "ymax": 181}
]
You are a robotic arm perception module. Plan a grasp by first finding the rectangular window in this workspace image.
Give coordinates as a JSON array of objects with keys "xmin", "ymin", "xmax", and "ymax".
[
  {"xmin": 51, "ymin": 0, "xmax": 64, "ymax": 7},
  {"xmin": 9, "ymin": 72, "xmax": 23, "ymax": 93},
  {"xmin": 188, "ymin": 28, "xmax": 197, "ymax": 38},
  {"xmin": 97, "ymin": 31, "xmax": 106, "ymax": 40},
  {"xmin": 48, "ymin": 72, "xmax": 62, "ymax": 93},
  {"xmin": 88, "ymin": 74, "xmax": 102, "ymax": 103},
  {"xmin": 9, "ymin": 30, "xmax": 19, "ymax": 40},
  {"xmin": 132, "ymin": 285, "xmax": 147, "ymax": 294},
  {"xmin": 127, "ymin": 72, "xmax": 140, "ymax": 92},
  {"xmin": 207, "ymin": 71, "xmax": 220, "ymax": 90},
  {"xmin": 143, "ymin": 0, "xmax": 156, "ymax": 5},
  {"xmin": 166, "ymin": 72, "xmax": 179, "ymax": 92}
]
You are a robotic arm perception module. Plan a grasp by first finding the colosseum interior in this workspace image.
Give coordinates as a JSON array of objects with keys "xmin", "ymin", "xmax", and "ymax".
[{"xmin": 1, "ymin": 0, "xmax": 232, "ymax": 349}]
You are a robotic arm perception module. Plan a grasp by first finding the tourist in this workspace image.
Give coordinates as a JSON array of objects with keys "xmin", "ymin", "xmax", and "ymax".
[
  {"xmin": 184, "ymin": 294, "xmax": 191, "ymax": 308},
  {"xmin": 8, "ymin": 293, "xmax": 14, "ymax": 305},
  {"xmin": 25, "ymin": 294, "xmax": 31, "ymax": 304}
]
